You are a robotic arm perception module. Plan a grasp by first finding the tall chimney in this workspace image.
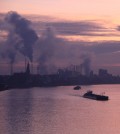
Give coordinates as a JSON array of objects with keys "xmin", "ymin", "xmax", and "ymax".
[
  {"xmin": 31, "ymin": 62, "xmax": 33, "ymax": 74},
  {"xmin": 25, "ymin": 56, "xmax": 27, "ymax": 72},
  {"xmin": 10, "ymin": 63, "xmax": 13, "ymax": 75}
]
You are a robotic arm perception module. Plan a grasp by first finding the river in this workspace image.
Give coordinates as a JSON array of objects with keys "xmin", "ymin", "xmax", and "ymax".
[{"xmin": 0, "ymin": 84, "xmax": 120, "ymax": 134}]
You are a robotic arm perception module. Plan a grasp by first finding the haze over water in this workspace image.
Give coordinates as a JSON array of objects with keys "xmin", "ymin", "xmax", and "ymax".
[{"xmin": 0, "ymin": 84, "xmax": 120, "ymax": 134}]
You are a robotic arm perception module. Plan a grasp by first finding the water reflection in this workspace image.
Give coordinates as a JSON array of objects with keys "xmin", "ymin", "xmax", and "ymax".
[
  {"xmin": 6, "ymin": 88, "xmax": 58, "ymax": 134},
  {"xmin": 31, "ymin": 88, "xmax": 58, "ymax": 133},
  {"xmin": 0, "ymin": 85, "xmax": 120, "ymax": 134},
  {"xmin": 7, "ymin": 89, "xmax": 33, "ymax": 134}
]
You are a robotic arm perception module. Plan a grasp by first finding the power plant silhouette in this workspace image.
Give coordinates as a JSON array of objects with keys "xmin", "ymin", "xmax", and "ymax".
[{"xmin": 0, "ymin": 60, "xmax": 120, "ymax": 91}]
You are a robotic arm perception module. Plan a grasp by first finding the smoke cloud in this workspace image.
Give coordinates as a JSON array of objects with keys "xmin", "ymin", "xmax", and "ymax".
[
  {"xmin": 81, "ymin": 55, "xmax": 91, "ymax": 76},
  {"xmin": 4, "ymin": 11, "xmax": 38, "ymax": 62},
  {"xmin": 35, "ymin": 27, "xmax": 92, "ymax": 74},
  {"xmin": 0, "ymin": 12, "xmax": 94, "ymax": 75},
  {"xmin": 0, "ymin": 32, "xmax": 18, "ymax": 64}
]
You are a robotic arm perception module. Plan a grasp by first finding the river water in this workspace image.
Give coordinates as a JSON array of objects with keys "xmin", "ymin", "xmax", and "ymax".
[{"xmin": 0, "ymin": 84, "xmax": 120, "ymax": 134}]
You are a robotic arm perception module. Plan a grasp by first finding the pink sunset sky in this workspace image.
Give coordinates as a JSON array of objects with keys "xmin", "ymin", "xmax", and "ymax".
[
  {"xmin": 1, "ymin": 0, "xmax": 120, "ymax": 41},
  {"xmin": 0, "ymin": 0, "xmax": 120, "ymax": 75},
  {"xmin": 1, "ymin": 0, "xmax": 120, "ymax": 20}
]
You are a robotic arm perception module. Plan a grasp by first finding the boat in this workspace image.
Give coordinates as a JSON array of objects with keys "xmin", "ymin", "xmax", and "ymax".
[
  {"xmin": 73, "ymin": 85, "xmax": 81, "ymax": 90},
  {"xmin": 83, "ymin": 90, "xmax": 109, "ymax": 101}
]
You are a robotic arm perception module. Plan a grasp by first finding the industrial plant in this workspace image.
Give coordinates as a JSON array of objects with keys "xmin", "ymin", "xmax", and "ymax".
[
  {"xmin": 0, "ymin": 12, "xmax": 120, "ymax": 91},
  {"xmin": 0, "ymin": 60, "xmax": 120, "ymax": 91}
]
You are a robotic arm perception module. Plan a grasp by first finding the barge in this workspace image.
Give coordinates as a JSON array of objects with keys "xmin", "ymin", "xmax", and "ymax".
[{"xmin": 83, "ymin": 90, "xmax": 109, "ymax": 101}]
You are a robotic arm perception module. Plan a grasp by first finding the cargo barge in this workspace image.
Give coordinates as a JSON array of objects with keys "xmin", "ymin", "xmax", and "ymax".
[{"xmin": 83, "ymin": 91, "xmax": 109, "ymax": 101}]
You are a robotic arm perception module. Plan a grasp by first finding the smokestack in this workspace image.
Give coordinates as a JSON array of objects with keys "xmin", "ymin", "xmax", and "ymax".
[
  {"xmin": 25, "ymin": 56, "xmax": 27, "ymax": 72},
  {"xmin": 10, "ymin": 62, "xmax": 13, "ymax": 75},
  {"xmin": 37, "ymin": 66, "xmax": 39, "ymax": 75},
  {"xmin": 31, "ymin": 62, "xmax": 33, "ymax": 74},
  {"xmin": 80, "ymin": 64, "xmax": 83, "ymax": 75},
  {"xmin": 26, "ymin": 62, "xmax": 30, "ymax": 75}
]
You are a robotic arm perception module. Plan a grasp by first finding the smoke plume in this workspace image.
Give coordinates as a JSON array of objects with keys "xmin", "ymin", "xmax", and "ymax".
[
  {"xmin": 36, "ymin": 27, "xmax": 91, "ymax": 74},
  {"xmin": 0, "ymin": 12, "xmax": 92, "ymax": 75},
  {"xmin": 5, "ymin": 11, "xmax": 38, "ymax": 62},
  {"xmin": 81, "ymin": 55, "xmax": 91, "ymax": 76}
]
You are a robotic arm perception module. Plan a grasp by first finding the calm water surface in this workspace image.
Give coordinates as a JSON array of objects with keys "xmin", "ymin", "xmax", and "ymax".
[{"xmin": 0, "ymin": 84, "xmax": 120, "ymax": 134}]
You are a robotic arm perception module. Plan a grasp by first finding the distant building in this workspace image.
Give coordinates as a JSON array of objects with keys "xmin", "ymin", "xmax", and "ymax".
[
  {"xmin": 99, "ymin": 69, "xmax": 108, "ymax": 77},
  {"xmin": 90, "ymin": 70, "xmax": 94, "ymax": 77}
]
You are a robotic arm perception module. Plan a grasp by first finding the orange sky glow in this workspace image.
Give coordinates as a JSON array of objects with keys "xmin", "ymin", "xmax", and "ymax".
[
  {"xmin": 1, "ymin": 0, "xmax": 120, "ymax": 41},
  {"xmin": 1, "ymin": 0, "xmax": 120, "ymax": 21}
]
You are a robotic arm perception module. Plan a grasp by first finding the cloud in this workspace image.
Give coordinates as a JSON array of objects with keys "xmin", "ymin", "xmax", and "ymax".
[
  {"xmin": 88, "ymin": 41, "xmax": 120, "ymax": 54},
  {"xmin": 48, "ymin": 21, "xmax": 106, "ymax": 35},
  {"xmin": 31, "ymin": 19, "xmax": 114, "ymax": 37},
  {"xmin": 0, "ymin": 13, "xmax": 119, "ymax": 39}
]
